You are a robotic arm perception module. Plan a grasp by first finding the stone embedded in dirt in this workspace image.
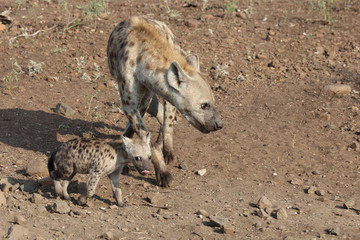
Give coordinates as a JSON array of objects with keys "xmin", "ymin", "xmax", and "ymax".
[
  {"xmin": 289, "ymin": 178, "xmax": 303, "ymax": 185},
  {"xmin": 221, "ymin": 224, "xmax": 235, "ymax": 234},
  {"xmin": 26, "ymin": 159, "xmax": 48, "ymax": 177},
  {"xmin": 30, "ymin": 193, "xmax": 44, "ymax": 204},
  {"xmin": 257, "ymin": 196, "xmax": 272, "ymax": 209},
  {"xmin": 265, "ymin": 207, "xmax": 274, "ymax": 215},
  {"xmin": 256, "ymin": 209, "xmax": 269, "ymax": 219},
  {"xmin": 0, "ymin": 191, "xmax": 7, "ymax": 206},
  {"xmin": 327, "ymin": 227, "xmax": 340, "ymax": 235},
  {"xmin": 197, "ymin": 209, "xmax": 209, "ymax": 217},
  {"xmin": 196, "ymin": 169, "xmax": 207, "ymax": 176},
  {"xmin": 348, "ymin": 141, "xmax": 360, "ymax": 152},
  {"xmin": 306, "ymin": 186, "xmax": 317, "ymax": 194},
  {"xmin": 209, "ymin": 216, "xmax": 228, "ymax": 227},
  {"xmin": 315, "ymin": 189, "xmax": 325, "ymax": 196},
  {"xmin": 53, "ymin": 200, "xmax": 71, "ymax": 214},
  {"xmin": 323, "ymin": 84, "xmax": 351, "ymax": 95},
  {"xmin": 146, "ymin": 192, "xmax": 163, "ymax": 205},
  {"xmin": 103, "ymin": 231, "xmax": 115, "ymax": 240},
  {"xmin": 236, "ymin": 11, "xmax": 248, "ymax": 20},
  {"xmin": 343, "ymin": 199, "xmax": 355, "ymax": 209},
  {"xmin": 179, "ymin": 161, "xmax": 188, "ymax": 170},
  {"xmin": 276, "ymin": 208, "xmax": 288, "ymax": 220},
  {"xmin": 200, "ymin": 14, "xmax": 215, "ymax": 21},
  {"xmin": 14, "ymin": 215, "xmax": 26, "ymax": 225},
  {"xmin": 184, "ymin": 19, "xmax": 201, "ymax": 28},
  {"xmin": 20, "ymin": 179, "xmax": 39, "ymax": 193},
  {"xmin": 7, "ymin": 225, "xmax": 29, "ymax": 239},
  {"xmin": 54, "ymin": 102, "xmax": 75, "ymax": 117},
  {"xmin": 0, "ymin": 23, "xmax": 6, "ymax": 31}
]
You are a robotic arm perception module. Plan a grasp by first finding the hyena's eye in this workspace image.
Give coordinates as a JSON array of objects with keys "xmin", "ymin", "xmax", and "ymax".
[
  {"xmin": 148, "ymin": 155, "xmax": 152, "ymax": 161},
  {"xmin": 135, "ymin": 156, "xmax": 142, "ymax": 161},
  {"xmin": 201, "ymin": 103, "xmax": 210, "ymax": 110}
]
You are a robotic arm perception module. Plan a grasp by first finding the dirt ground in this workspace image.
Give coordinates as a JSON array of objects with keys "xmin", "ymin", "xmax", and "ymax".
[{"xmin": 0, "ymin": 0, "xmax": 360, "ymax": 239}]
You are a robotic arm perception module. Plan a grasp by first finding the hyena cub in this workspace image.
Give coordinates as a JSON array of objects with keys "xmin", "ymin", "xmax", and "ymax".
[{"xmin": 48, "ymin": 133, "xmax": 152, "ymax": 206}]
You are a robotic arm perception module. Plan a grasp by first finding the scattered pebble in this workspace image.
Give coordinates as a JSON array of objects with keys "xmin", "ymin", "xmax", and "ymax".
[
  {"xmin": 289, "ymin": 178, "xmax": 303, "ymax": 185},
  {"xmin": 323, "ymin": 84, "xmax": 351, "ymax": 95},
  {"xmin": 146, "ymin": 192, "xmax": 163, "ymax": 205},
  {"xmin": 102, "ymin": 231, "xmax": 115, "ymax": 240},
  {"xmin": 14, "ymin": 215, "xmax": 26, "ymax": 225},
  {"xmin": 306, "ymin": 186, "xmax": 317, "ymax": 194},
  {"xmin": 343, "ymin": 199, "xmax": 355, "ymax": 209},
  {"xmin": 184, "ymin": 19, "xmax": 201, "ymax": 28},
  {"xmin": 315, "ymin": 189, "xmax": 325, "ymax": 196},
  {"xmin": 257, "ymin": 196, "xmax": 272, "ymax": 209},
  {"xmin": 179, "ymin": 161, "xmax": 188, "ymax": 170},
  {"xmin": 209, "ymin": 216, "xmax": 228, "ymax": 227},
  {"xmin": 221, "ymin": 224, "xmax": 235, "ymax": 234},
  {"xmin": 197, "ymin": 209, "xmax": 209, "ymax": 217},
  {"xmin": 53, "ymin": 200, "xmax": 71, "ymax": 214},
  {"xmin": 26, "ymin": 159, "xmax": 48, "ymax": 177},
  {"xmin": 276, "ymin": 208, "xmax": 288, "ymax": 220},
  {"xmin": 0, "ymin": 191, "xmax": 7, "ymax": 206},
  {"xmin": 30, "ymin": 193, "xmax": 43, "ymax": 204},
  {"xmin": 20, "ymin": 179, "xmax": 39, "ymax": 193},
  {"xmin": 7, "ymin": 225, "xmax": 29, "ymax": 239},
  {"xmin": 54, "ymin": 102, "xmax": 75, "ymax": 116},
  {"xmin": 348, "ymin": 141, "xmax": 360, "ymax": 152},
  {"xmin": 327, "ymin": 227, "xmax": 340, "ymax": 235},
  {"xmin": 196, "ymin": 169, "xmax": 207, "ymax": 176}
]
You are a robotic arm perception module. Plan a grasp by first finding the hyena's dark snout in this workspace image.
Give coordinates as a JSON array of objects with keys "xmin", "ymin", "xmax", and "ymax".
[{"xmin": 204, "ymin": 109, "xmax": 223, "ymax": 132}]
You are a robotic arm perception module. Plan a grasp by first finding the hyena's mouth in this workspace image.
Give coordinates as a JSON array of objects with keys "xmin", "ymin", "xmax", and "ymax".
[{"xmin": 185, "ymin": 115, "xmax": 210, "ymax": 134}]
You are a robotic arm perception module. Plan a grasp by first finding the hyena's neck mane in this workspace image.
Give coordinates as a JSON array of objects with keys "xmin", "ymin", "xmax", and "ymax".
[{"xmin": 130, "ymin": 17, "xmax": 194, "ymax": 73}]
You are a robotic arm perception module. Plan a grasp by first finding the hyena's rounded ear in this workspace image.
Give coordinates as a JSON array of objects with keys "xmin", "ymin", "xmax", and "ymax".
[
  {"xmin": 186, "ymin": 55, "xmax": 200, "ymax": 72},
  {"xmin": 145, "ymin": 132, "xmax": 151, "ymax": 144},
  {"xmin": 167, "ymin": 61, "xmax": 187, "ymax": 91}
]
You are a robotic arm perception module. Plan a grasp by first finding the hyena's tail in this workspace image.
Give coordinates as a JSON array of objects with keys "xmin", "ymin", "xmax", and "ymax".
[{"xmin": 48, "ymin": 150, "xmax": 58, "ymax": 179}]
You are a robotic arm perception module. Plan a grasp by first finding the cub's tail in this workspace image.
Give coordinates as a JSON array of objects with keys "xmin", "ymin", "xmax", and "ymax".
[{"xmin": 47, "ymin": 150, "xmax": 57, "ymax": 178}]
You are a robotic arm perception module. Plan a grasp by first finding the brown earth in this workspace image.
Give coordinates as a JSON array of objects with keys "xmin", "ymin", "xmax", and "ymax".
[{"xmin": 0, "ymin": 0, "xmax": 360, "ymax": 239}]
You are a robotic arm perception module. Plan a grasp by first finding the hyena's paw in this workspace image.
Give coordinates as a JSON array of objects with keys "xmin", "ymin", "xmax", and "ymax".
[
  {"xmin": 155, "ymin": 168, "xmax": 173, "ymax": 188},
  {"xmin": 163, "ymin": 148, "xmax": 174, "ymax": 165}
]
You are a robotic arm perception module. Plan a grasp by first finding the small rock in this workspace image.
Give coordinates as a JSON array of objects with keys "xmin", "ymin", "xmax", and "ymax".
[
  {"xmin": 257, "ymin": 196, "xmax": 272, "ymax": 209},
  {"xmin": 289, "ymin": 178, "xmax": 303, "ymax": 185},
  {"xmin": 201, "ymin": 14, "xmax": 215, "ymax": 21},
  {"xmin": 146, "ymin": 192, "xmax": 162, "ymax": 205},
  {"xmin": 103, "ymin": 231, "xmax": 114, "ymax": 240},
  {"xmin": 276, "ymin": 208, "xmax": 288, "ymax": 220},
  {"xmin": 54, "ymin": 102, "xmax": 75, "ymax": 117},
  {"xmin": 209, "ymin": 216, "xmax": 228, "ymax": 227},
  {"xmin": 14, "ymin": 215, "xmax": 26, "ymax": 225},
  {"xmin": 53, "ymin": 200, "xmax": 71, "ymax": 214},
  {"xmin": 221, "ymin": 224, "xmax": 235, "ymax": 234},
  {"xmin": 268, "ymin": 29, "xmax": 276, "ymax": 36},
  {"xmin": 343, "ymin": 199, "xmax": 355, "ymax": 209},
  {"xmin": 184, "ymin": 19, "xmax": 201, "ymax": 28},
  {"xmin": 256, "ymin": 209, "xmax": 269, "ymax": 219},
  {"xmin": 323, "ymin": 84, "xmax": 351, "ymax": 95},
  {"xmin": 7, "ymin": 225, "xmax": 29, "ymax": 239},
  {"xmin": 0, "ymin": 23, "xmax": 6, "ymax": 31},
  {"xmin": 236, "ymin": 11, "xmax": 248, "ymax": 20},
  {"xmin": 327, "ymin": 227, "xmax": 340, "ymax": 235},
  {"xmin": 307, "ymin": 186, "xmax": 317, "ymax": 194},
  {"xmin": 30, "ymin": 193, "xmax": 43, "ymax": 204},
  {"xmin": 109, "ymin": 205, "xmax": 118, "ymax": 210},
  {"xmin": 0, "ymin": 191, "xmax": 7, "ymax": 206},
  {"xmin": 315, "ymin": 189, "xmax": 325, "ymax": 196},
  {"xmin": 196, "ymin": 169, "xmax": 207, "ymax": 176},
  {"xmin": 197, "ymin": 209, "xmax": 209, "ymax": 217},
  {"xmin": 265, "ymin": 207, "xmax": 274, "ymax": 215},
  {"xmin": 348, "ymin": 141, "xmax": 360, "ymax": 151},
  {"xmin": 121, "ymin": 228, "xmax": 129, "ymax": 233},
  {"xmin": 179, "ymin": 161, "xmax": 188, "ymax": 170},
  {"xmin": 26, "ymin": 159, "xmax": 48, "ymax": 177},
  {"xmin": 21, "ymin": 179, "xmax": 39, "ymax": 193}
]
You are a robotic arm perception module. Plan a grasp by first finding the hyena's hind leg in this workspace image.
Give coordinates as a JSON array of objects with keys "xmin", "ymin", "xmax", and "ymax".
[{"xmin": 78, "ymin": 172, "xmax": 102, "ymax": 206}]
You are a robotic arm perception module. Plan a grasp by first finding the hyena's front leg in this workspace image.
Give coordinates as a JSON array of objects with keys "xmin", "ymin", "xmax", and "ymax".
[
  {"xmin": 108, "ymin": 167, "xmax": 126, "ymax": 207},
  {"xmin": 162, "ymin": 101, "xmax": 176, "ymax": 164}
]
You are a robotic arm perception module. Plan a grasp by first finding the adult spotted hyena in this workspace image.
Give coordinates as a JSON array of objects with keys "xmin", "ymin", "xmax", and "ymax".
[
  {"xmin": 48, "ymin": 133, "xmax": 152, "ymax": 206},
  {"xmin": 107, "ymin": 16, "xmax": 223, "ymax": 186}
]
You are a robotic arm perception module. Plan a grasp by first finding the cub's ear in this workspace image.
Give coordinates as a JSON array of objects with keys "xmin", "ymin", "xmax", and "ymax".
[
  {"xmin": 145, "ymin": 132, "xmax": 151, "ymax": 145},
  {"xmin": 186, "ymin": 55, "xmax": 200, "ymax": 72},
  {"xmin": 167, "ymin": 61, "xmax": 188, "ymax": 91},
  {"xmin": 121, "ymin": 135, "xmax": 132, "ymax": 147}
]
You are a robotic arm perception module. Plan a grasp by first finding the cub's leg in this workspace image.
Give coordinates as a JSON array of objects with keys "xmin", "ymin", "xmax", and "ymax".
[
  {"xmin": 108, "ymin": 167, "xmax": 125, "ymax": 207},
  {"xmin": 78, "ymin": 172, "xmax": 102, "ymax": 205}
]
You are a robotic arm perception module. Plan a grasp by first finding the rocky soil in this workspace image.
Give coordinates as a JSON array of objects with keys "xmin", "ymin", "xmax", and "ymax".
[{"xmin": 0, "ymin": 0, "xmax": 359, "ymax": 239}]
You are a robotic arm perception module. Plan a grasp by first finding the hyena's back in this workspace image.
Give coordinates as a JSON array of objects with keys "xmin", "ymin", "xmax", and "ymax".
[{"xmin": 48, "ymin": 139, "xmax": 117, "ymax": 179}]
